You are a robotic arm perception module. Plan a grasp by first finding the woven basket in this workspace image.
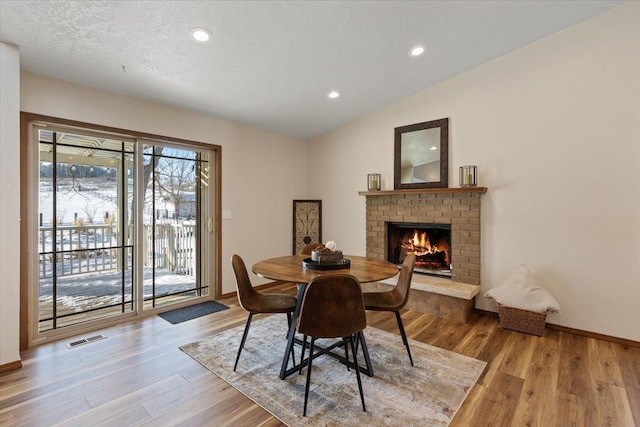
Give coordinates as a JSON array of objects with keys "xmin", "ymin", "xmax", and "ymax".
[{"xmin": 497, "ymin": 304, "xmax": 547, "ymax": 336}]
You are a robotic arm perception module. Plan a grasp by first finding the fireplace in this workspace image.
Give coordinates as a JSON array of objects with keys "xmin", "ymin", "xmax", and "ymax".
[
  {"xmin": 387, "ymin": 222, "xmax": 452, "ymax": 277},
  {"xmin": 362, "ymin": 188, "xmax": 484, "ymax": 285}
]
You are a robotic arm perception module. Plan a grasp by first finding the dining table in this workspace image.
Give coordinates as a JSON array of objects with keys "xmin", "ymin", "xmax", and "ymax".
[{"xmin": 252, "ymin": 254, "xmax": 399, "ymax": 380}]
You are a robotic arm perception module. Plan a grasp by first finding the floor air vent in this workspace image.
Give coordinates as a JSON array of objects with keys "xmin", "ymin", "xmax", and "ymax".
[{"xmin": 67, "ymin": 334, "xmax": 106, "ymax": 349}]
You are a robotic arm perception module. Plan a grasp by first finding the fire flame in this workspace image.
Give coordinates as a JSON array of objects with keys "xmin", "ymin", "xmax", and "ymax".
[{"xmin": 401, "ymin": 231, "xmax": 441, "ymax": 257}]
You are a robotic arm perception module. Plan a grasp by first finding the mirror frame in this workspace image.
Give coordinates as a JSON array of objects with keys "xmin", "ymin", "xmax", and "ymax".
[{"xmin": 394, "ymin": 118, "xmax": 449, "ymax": 189}]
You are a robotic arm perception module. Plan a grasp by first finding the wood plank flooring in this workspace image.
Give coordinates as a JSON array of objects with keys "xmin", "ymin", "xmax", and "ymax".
[{"xmin": 1, "ymin": 283, "xmax": 638, "ymax": 426}]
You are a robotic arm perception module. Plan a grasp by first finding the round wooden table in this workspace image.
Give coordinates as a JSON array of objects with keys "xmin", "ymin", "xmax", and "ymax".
[
  {"xmin": 252, "ymin": 254, "xmax": 399, "ymax": 284},
  {"xmin": 252, "ymin": 254, "xmax": 399, "ymax": 379}
]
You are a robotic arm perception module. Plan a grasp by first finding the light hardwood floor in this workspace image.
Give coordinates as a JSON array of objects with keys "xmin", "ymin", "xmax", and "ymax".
[{"xmin": 1, "ymin": 283, "xmax": 638, "ymax": 426}]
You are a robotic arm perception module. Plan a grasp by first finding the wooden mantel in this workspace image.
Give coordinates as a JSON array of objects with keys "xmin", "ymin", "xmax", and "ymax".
[{"xmin": 358, "ymin": 187, "xmax": 487, "ymax": 196}]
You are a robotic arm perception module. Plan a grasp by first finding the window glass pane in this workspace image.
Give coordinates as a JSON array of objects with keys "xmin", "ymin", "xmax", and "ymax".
[{"xmin": 37, "ymin": 130, "xmax": 135, "ymax": 332}]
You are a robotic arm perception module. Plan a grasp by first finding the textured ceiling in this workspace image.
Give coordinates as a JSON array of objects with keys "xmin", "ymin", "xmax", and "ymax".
[{"xmin": 0, "ymin": 1, "xmax": 624, "ymax": 140}]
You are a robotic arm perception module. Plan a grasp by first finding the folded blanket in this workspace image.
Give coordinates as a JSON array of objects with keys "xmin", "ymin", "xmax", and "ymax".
[{"xmin": 485, "ymin": 264, "xmax": 560, "ymax": 313}]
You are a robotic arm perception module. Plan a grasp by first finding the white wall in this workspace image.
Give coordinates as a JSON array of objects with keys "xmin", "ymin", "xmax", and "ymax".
[
  {"xmin": 19, "ymin": 72, "xmax": 308, "ymax": 295},
  {"xmin": 307, "ymin": 3, "xmax": 640, "ymax": 341},
  {"xmin": 0, "ymin": 42, "xmax": 21, "ymax": 366}
]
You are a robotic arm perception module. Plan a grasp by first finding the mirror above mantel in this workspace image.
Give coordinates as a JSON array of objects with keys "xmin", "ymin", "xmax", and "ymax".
[{"xmin": 394, "ymin": 118, "xmax": 448, "ymax": 189}]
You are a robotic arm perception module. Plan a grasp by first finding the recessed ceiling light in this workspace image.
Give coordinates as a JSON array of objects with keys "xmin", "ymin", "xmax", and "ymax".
[
  {"xmin": 430, "ymin": 146, "xmax": 438, "ymax": 150},
  {"xmin": 409, "ymin": 45, "xmax": 425, "ymax": 57},
  {"xmin": 327, "ymin": 91, "xmax": 340, "ymax": 99},
  {"xmin": 188, "ymin": 27, "xmax": 212, "ymax": 43}
]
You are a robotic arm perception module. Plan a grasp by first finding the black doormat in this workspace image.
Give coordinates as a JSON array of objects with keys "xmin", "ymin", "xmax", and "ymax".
[{"xmin": 158, "ymin": 301, "xmax": 229, "ymax": 324}]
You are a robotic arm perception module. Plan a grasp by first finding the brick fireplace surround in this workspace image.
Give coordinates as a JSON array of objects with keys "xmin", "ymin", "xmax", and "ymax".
[{"xmin": 359, "ymin": 187, "xmax": 487, "ymax": 322}]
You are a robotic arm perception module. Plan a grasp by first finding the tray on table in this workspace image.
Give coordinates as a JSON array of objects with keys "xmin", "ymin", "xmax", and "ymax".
[{"xmin": 302, "ymin": 258, "xmax": 350, "ymax": 270}]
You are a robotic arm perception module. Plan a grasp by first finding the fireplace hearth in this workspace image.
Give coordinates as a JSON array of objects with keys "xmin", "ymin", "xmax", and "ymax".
[{"xmin": 387, "ymin": 222, "xmax": 451, "ymax": 277}]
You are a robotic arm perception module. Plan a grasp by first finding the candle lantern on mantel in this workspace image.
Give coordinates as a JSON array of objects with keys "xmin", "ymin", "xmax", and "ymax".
[
  {"xmin": 367, "ymin": 173, "xmax": 381, "ymax": 191},
  {"xmin": 459, "ymin": 166, "xmax": 477, "ymax": 187}
]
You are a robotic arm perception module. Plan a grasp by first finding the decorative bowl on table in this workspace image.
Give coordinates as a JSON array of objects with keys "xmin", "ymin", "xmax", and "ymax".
[
  {"xmin": 303, "ymin": 240, "xmax": 349, "ymax": 270},
  {"xmin": 311, "ymin": 249, "xmax": 344, "ymax": 264}
]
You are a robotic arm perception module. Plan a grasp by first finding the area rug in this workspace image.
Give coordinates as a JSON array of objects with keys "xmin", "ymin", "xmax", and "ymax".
[
  {"xmin": 180, "ymin": 315, "xmax": 486, "ymax": 426},
  {"xmin": 158, "ymin": 300, "xmax": 229, "ymax": 324}
]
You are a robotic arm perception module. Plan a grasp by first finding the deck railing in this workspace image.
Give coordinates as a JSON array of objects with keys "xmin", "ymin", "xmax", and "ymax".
[
  {"xmin": 39, "ymin": 222, "xmax": 196, "ymax": 279},
  {"xmin": 143, "ymin": 223, "xmax": 196, "ymax": 276}
]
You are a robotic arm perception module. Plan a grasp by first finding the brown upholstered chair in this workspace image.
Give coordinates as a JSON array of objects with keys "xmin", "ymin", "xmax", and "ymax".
[
  {"xmin": 362, "ymin": 253, "xmax": 416, "ymax": 366},
  {"xmin": 300, "ymin": 242, "xmax": 323, "ymax": 255},
  {"xmin": 297, "ymin": 274, "xmax": 367, "ymax": 416},
  {"xmin": 231, "ymin": 254, "xmax": 297, "ymax": 371}
]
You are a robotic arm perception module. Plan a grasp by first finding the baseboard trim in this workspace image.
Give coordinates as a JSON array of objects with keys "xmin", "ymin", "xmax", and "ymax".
[
  {"xmin": 0, "ymin": 359, "xmax": 23, "ymax": 373},
  {"xmin": 474, "ymin": 308, "xmax": 640, "ymax": 348},
  {"xmin": 220, "ymin": 290, "xmax": 235, "ymax": 299}
]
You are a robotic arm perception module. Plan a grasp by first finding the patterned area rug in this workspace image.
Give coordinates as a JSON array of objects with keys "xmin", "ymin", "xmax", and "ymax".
[{"xmin": 180, "ymin": 315, "xmax": 486, "ymax": 426}]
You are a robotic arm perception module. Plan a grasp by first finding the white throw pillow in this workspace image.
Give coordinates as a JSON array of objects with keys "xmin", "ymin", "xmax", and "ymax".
[{"xmin": 484, "ymin": 264, "xmax": 560, "ymax": 313}]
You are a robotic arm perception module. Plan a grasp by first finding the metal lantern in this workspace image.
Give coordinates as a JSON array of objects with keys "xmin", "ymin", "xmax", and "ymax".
[
  {"xmin": 367, "ymin": 173, "xmax": 381, "ymax": 191},
  {"xmin": 459, "ymin": 166, "xmax": 477, "ymax": 187}
]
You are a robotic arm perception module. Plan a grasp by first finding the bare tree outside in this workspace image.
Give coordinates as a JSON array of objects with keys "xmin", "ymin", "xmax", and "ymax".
[
  {"xmin": 156, "ymin": 156, "xmax": 195, "ymax": 219},
  {"xmin": 144, "ymin": 147, "xmax": 196, "ymax": 220},
  {"xmin": 143, "ymin": 146, "xmax": 163, "ymax": 203}
]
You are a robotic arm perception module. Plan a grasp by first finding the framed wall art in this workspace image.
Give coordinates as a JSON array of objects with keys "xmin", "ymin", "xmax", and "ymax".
[{"xmin": 292, "ymin": 200, "xmax": 322, "ymax": 254}]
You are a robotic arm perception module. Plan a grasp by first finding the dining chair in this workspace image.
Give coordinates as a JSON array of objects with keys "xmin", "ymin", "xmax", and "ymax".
[
  {"xmin": 362, "ymin": 253, "xmax": 416, "ymax": 366},
  {"xmin": 297, "ymin": 274, "xmax": 368, "ymax": 416},
  {"xmin": 231, "ymin": 254, "xmax": 298, "ymax": 371}
]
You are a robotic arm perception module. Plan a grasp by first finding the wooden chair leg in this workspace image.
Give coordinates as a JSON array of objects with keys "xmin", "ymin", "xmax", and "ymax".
[
  {"xmin": 394, "ymin": 311, "xmax": 414, "ymax": 366},
  {"xmin": 233, "ymin": 313, "xmax": 254, "ymax": 371}
]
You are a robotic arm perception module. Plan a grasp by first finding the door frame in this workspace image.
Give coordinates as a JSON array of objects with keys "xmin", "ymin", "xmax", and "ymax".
[{"xmin": 20, "ymin": 113, "xmax": 222, "ymax": 349}]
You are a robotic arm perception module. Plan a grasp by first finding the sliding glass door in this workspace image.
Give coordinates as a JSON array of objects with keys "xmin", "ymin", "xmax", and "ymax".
[
  {"xmin": 37, "ymin": 127, "xmax": 135, "ymax": 331},
  {"xmin": 30, "ymin": 121, "xmax": 217, "ymax": 339},
  {"xmin": 141, "ymin": 143, "xmax": 212, "ymax": 309}
]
